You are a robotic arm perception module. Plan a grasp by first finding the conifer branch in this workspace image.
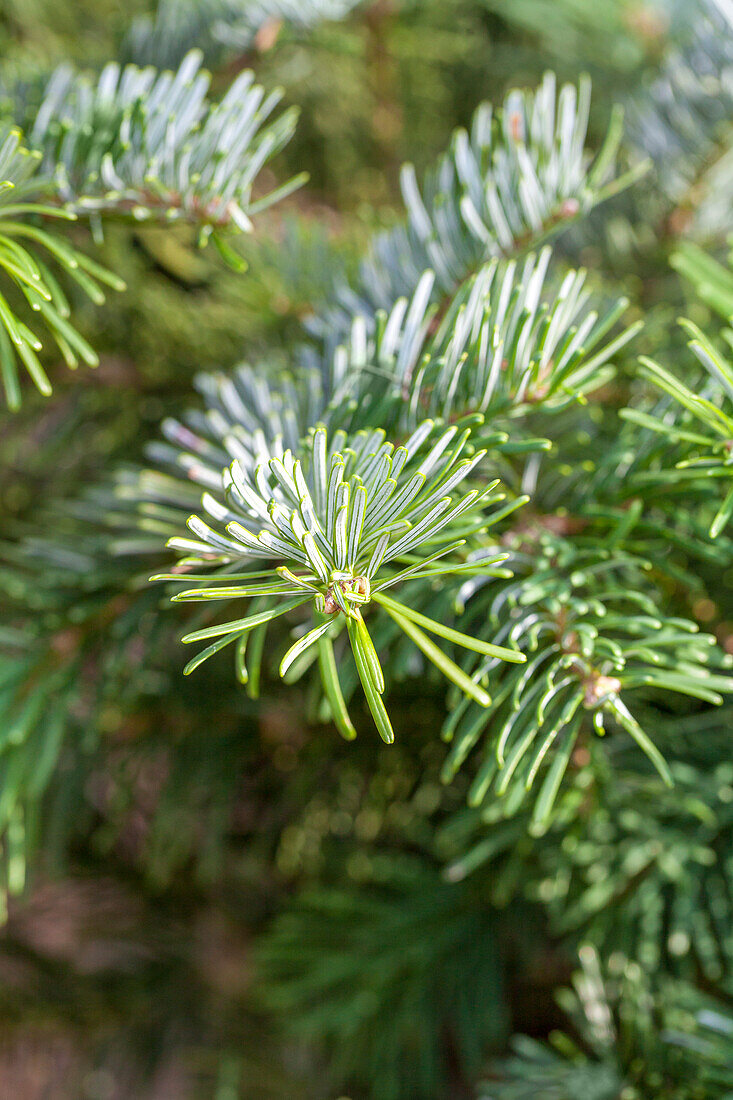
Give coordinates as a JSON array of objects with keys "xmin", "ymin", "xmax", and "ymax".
[
  {"xmin": 622, "ymin": 318, "xmax": 733, "ymax": 538},
  {"xmin": 316, "ymin": 72, "xmax": 646, "ymax": 342},
  {"xmin": 6, "ymin": 51, "xmax": 301, "ymax": 239},
  {"xmin": 480, "ymin": 945, "xmax": 733, "ymax": 1099},
  {"xmin": 442, "ymin": 531, "xmax": 733, "ymax": 829},
  {"xmin": 0, "ymin": 124, "xmax": 125, "ymax": 408},
  {"xmin": 124, "ymin": 0, "xmax": 364, "ymax": 70},
  {"xmin": 156, "ymin": 422, "xmax": 525, "ymax": 740}
]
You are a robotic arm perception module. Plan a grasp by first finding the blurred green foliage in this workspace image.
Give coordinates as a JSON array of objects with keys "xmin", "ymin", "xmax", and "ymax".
[{"xmin": 1, "ymin": 2, "xmax": 732, "ymax": 1098}]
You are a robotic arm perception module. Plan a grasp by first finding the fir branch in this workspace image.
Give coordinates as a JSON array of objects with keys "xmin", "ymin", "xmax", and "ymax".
[
  {"xmin": 300, "ymin": 246, "xmax": 636, "ymax": 441},
  {"xmin": 393, "ymin": 248, "xmax": 640, "ymax": 430},
  {"xmin": 441, "ymin": 531, "xmax": 733, "ymax": 830},
  {"xmin": 0, "ymin": 47, "xmax": 305, "ymax": 408},
  {"xmin": 672, "ymin": 239, "xmax": 733, "ymax": 323},
  {"xmin": 156, "ymin": 421, "xmax": 525, "ymax": 740},
  {"xmin": 0, "ymin": 626, "xmax": 79, "ymax": 914},
  {"xmin": 481, "ymin": 946, "xmax": 733, "ymax": 1100},
  {"xmin": 622, "ymin": 317, "xmax": 733, "ymax": 537},
  {"xmin": 315, "ymin": 72, "xmax": 646, "ymax": 342},
  {"xmin": 256, "ymin": 853, "xmax": 506, "ymax": 1100},
  {"xmin": 5, "ymin": 50, "xmax": 302, "ymax": 240},
  {"xmin": 0, "ymin": 124, "xmax": 125, "ymax": 409},
  {"xmin": 124, "ymin": 0, "xmax": 364, "ymax": 70},
  {"xmin": 531, "ymin": 752, "xmax": 733, "ymax": 982},
  {"xmin": 626, "ymin": 0, "xmax": 733, "ymax": 215}
]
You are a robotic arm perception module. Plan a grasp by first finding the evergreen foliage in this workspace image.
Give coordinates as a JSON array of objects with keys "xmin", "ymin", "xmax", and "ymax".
[
  {"xmin": 124, "ymin": 0, "xmax": 364, "ymax": 70},
  {"xmin": 2, "ymin": 0, "xmax": 733, "ymax": 1096},
  {"xmin": 0, "ymin": 123, "xmax": 124, "ymax": 408},
  {"xmin": 480, "ymin": 946, "xmax": 733, "ymax": 1099},
  {"xmin": 315, "ymin": 71, "xmax": 645, "ymax": 340},
  {"xmin": 0, "ymin": 48, "xmax": 300, "ymax": 407},
  {"xmin": 5, "ymin": 50, "xmax": 300, "ymax": 232}
]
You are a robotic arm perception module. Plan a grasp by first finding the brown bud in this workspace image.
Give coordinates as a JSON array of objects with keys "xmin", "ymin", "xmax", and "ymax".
[
  {"xmin": 584, "ymin": 673, "xmax": 621, "ymax": 708},
  {"xmin": 323, "ymin": 588, "xmax": 340, "ymax": 615}
]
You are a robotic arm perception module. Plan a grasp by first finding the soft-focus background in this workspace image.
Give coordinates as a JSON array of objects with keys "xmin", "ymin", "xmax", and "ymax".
[{"xmin": 0, "ymin": 2, "xmax": 713, "ymax": 1097}]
